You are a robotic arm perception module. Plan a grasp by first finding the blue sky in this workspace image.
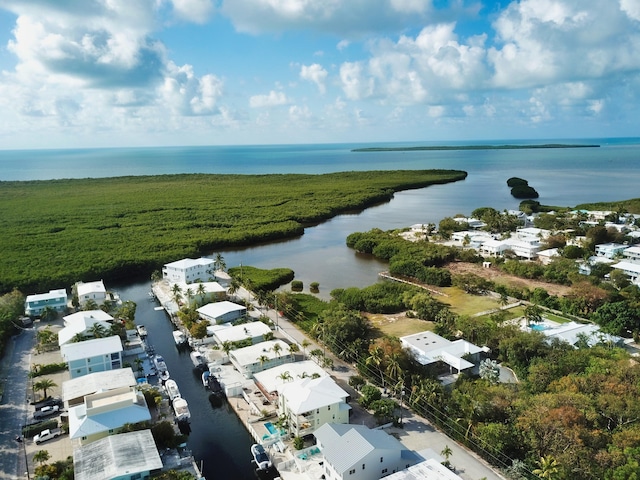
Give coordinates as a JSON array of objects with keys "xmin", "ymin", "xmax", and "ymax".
[{"xmin": 0, "ymin": 0, "xmax": 638, "ymax": 149}]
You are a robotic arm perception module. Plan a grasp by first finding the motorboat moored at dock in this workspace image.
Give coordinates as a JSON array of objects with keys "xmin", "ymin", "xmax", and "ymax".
[
  {"xmin": 136, "ymin": 324, "xmax": 148, "ymax": 338},
  {"xmin": 251, "ymin": 443, "xmax": 272, "ymax": 471},
  {"xmin": 190, "ymin": 350, "xmax": 208, "ymax": 371},
  {"xmin": 173, "ymin": 397, "xmax": 191, "ymax": 422},
  {"xmin": 173, "ymin": 330, "xmax": 188, "ymax": 346},
  {"xmin": 165, "ymin": 379, "xmax": 181, "ymax": 401}
]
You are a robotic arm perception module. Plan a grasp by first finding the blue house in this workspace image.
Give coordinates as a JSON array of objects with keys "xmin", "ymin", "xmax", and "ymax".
[
  {"xmin": 24, "ymin": 288, "xmax": 68, "ymax": 316},
  {"xmin": 61, "ymin": 335, "xmax": 123, "ymax": 379}
]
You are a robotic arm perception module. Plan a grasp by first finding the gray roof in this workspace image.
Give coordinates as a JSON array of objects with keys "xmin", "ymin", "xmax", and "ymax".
[
  {"xmin": 314, "ymin": 423, "xmax": 407, "ymax": 474},
  {"xmin": 62, "ymin": 367, "xmax": 136, "ymax": 402},
  {"xmin": 73, "ymin": 429, "xmax": 162, "ymax": 480}
]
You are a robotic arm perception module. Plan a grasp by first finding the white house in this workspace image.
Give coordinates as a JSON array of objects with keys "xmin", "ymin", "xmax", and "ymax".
[
  {"xmin": 515, "ymin": 227, "xmax": 550, "ymax": 242},
  {"xmin": 253, "ymin": 360, "xmax": 327, "ymax": 398},
  {"xmin": 611, "ymin": 261, "xmax": 640, "ymax": 283},
  {"xmin": 68, "ymin": 386, "xmax": 151, "ymax": 445},
  {"xmin": 314, "ymin": 423, "xmax": 421, "ymax": 480},
  {"xmin": 61, "ymin": 335, "xmax": 123, "ymax": 379},
  {"xmin": 163, "ymin": 257, "xmax": 215, "ymax": 284},
  {"xmin": 76, "ymin": 280, "xmax": 107, "ymax": 306},
  {"xmin": 622, "ymin": 245, "xmax": 640, "ymax": 263},
  {"xmin": 210, "ymin": 321, "xmax": 272, "ymax": 346},
  {"xmin": 383, "ymin": 458, "xmax": 464, "ymax": 480},
  {"xmin": 535, "ymin": 321, "xmax": 622, "ymax": 348},
  {"xmin": 400, "ymin": 331, "xmax": 485, "ymax": 374},
  {"xmin": 197, "ymin": 301, "xmax": 247, "ymax": 324},
  {"xmin": 58, "ymin": 310, "xmax": 115, "ymax": 346},
  {"xmin": 277, "ymin": 376, "xmax": 351, "ymax": 437},
  {"xmin": 480, "ymin": 238, "xmax": 541, "ymax": 260},
  {"xmin": 24, "ymin": 289, "xmax": 68, "ymax": 316},
  {"xmin": 172, "ymin": 280, "xmax": 226, "ymax": 304},
  {"xmin": 228, "ymin": 340, "xmax": 293, "ymax": 378},
  {"xmin": 73, "ymin": 429, "xmax": 163, "ymax": 480},
  {"xmin": 595, "ymin": 243, "xmax": 628, "ymax": 259},
  {"xmin": 537, "ymin": 248, "xmax": 560, "ymax": 265},
  {"xmin": 62, "ymin": 368, "xmax": 137, "ymax": 407}
]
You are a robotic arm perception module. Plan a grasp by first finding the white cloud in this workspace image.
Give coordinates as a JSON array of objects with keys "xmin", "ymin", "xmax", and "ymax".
[
  {"xmin": 300, "ymin": 63, "xmax": 328, "ymax": 94},
  {"xmin": 249, "ymin": 90, "xmax": 290, "ymax": 108},
  {"xmin": 337, "ymin": 39, "xmax": 350, "ymax": 51},
  {"xmin": 288, "ymin": 104, "xmax": 313, "ymax": 122},
  {"xmin": 621, "ymin": 0, "xmax": 640, "ymax": 21},
  {"xmin": 171, "ymin": 0, "xmax": 214, "ymax": 24},
  {"xmin": 390, "ymin": 0, "xmax": 431, "ymax": 14}
]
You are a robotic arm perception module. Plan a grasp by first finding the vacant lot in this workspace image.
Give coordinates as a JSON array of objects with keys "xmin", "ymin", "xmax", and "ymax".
[{"xmin": 366, "ymin": 312, "xmax": 433, "ymax": 339}]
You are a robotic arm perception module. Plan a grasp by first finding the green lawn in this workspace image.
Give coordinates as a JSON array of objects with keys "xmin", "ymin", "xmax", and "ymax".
[
  {"xmin": 367, "ymin": 313, "xmax": 433, "ymax": 339},
  {"xmin": 439, "ymin": 287, "xmax": 502, "ymax": 316}
]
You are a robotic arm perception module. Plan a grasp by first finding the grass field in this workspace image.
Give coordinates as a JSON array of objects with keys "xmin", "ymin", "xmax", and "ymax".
[
  {"xmin": 439, "ymin": 287, "xmax": 501, "ymax": 316},
  {"xmin": 366, "ymin": 312, "xmax": 434, "ymax": 339}
]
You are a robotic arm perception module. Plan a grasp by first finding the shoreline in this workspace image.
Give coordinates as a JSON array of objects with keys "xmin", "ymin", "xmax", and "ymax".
[{"xmin": 352, "ymin": 143, "xmax": 600, "ymax": 152}]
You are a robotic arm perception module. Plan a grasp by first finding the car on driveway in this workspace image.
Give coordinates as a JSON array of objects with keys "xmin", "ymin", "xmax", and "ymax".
[{"xmin": 33, "ymin": 405, "xmax": 60, "ymax": 420}]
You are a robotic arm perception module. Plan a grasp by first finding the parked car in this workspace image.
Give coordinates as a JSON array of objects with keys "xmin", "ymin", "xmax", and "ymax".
[
  {"xmin": 33, "ymin": 405, "xmax": 60, "ymax": 419},
  {"xmin": 34, "ymin": 397, "xmax": 63, "ymax": 410},
  {"xmin": 33, "ymin": 428, "xmax": 62, "ymax": 444}
]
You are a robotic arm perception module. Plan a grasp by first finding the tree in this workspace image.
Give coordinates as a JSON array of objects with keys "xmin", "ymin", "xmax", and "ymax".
[
  {"xmin": 524, "ymin": 304, "xmax": 543, "ymax": 326},
  {"xmin": 189, "ymin": 320, "xmax": 209, "ymax": 339},
  {"xmin": 366, "ymin": 345, "xmax": 386, "ymax": 388},
  {"xmin": 88, "ymin": 322, "xmax": 107, "ymax": 338},
  {"xmin": 221, "ymin": 341, "xmax": 233, "ymax": 357},
  {"xmin": 277, "ymin": 371, "xmax": 293, "ymax": 382},
  {"xmin": 271, "ymin": 342, "xmax": 283, "ymax": 358},
  {"xmin": 360, "ymin": 384, "xmax": 382, "ymax": 409},
  {"xmin": 440, "ymin": 445, "xmax": 453, "ymax": 462},
  {"xmin": 33, "ymin": 449, "xmax": 51, "ymax": 466},
  {"xmin": 257, "ymin": 355, "xmax": 269, "ymax": 367},
  {"xmin": 40, "ymin": 306, "xmax": 58, "ymax": 322},
  {"xmin": 184, "ymin": 287, "xmax": 194, "ymax": 306},
  {"xmin": 34, "ymin": 378, "xmax": 57, "ymax": 399},
  {"xmin": 533, "ymin": 455, "xmax": 559, "ymax": 479},
  {"xmin": 479, "ymin": 358, "xmax": 500, "ymax": 384},
  {"xmin": 301, "ymin": 339, "xmax": 311, "ymax": 356},
  {"xmin": 214, "ymin": 252, "xmax": 226, "ymax": 272},
  {"xmin": 370, "ymin": 398, "xmax": 396, "ymax": 424},
  {"xmin": 227, "ymin": 278, "xmax": 241, "ymax": 300},
  {"xmin": 288, "ymin": 342, "xmax": 300, "ymax": 356}
]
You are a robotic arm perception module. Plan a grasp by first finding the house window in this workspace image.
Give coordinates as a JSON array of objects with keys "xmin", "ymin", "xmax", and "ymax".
[
  {"xmin": 380, "ymin": 457, "xmax": 383, "ymax": 462},
  {"xmin": 362, "ymin": 464, "xmax": 365, "ymax": 470},
  {"xmin": 349, "ymin": 469, "xmax": 355, "ymax": 474},
  {"xmin": 382, "ymin": 468, "xmax": 388, "ymax": 474},
  {"xmin": 327, "ymin": 405, "xmax": 330, "ymax": 410},
  {"xmin": 131, "ymin": 474, "xmax": 142, "ymax": 480}
]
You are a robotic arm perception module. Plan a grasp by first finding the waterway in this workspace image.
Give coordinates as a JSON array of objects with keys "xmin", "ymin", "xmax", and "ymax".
[{"xmin": 115, "ymin": 281, "xmax": 258, "ymax": 480}]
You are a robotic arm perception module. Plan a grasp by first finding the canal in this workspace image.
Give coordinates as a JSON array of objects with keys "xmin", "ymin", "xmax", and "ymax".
[{"xmin": 116, "ymin": 280, "xmax": 258, "ymax": 480}]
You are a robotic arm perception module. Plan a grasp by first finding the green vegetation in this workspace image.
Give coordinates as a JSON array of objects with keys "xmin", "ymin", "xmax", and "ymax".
[
  {"xmin": 0, "ymin": 170, "xmax": 465, "ymax": 294},
  {"xmin": 228, "ymin": 265, "xmax": 294, "ymax": 292},
  {"xmin": 507, "ymin": 177, "xmax": 539, "ymax": 199},
  {"xmin": 575, "ymin": 197, "xmax": 640, "ymax": 213},
  {"xmin": 352, "ymin": 144, "xmax": 599, "ymax": 152},
  {"xmin": 0, "ymin": 289, "xmax": 24, "ymax": 357}
]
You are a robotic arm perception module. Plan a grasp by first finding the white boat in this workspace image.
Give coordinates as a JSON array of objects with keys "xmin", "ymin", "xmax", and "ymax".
[
  {"xmin": 164, "ymin": 379, "xmax": 181, "ymax": 401},
  {"xmin": 173, "ymin": 397, "xmax": 191, "ymax": 422},
  {"xmin": 154, "ymin": 355, "xmax": 168, "ymax": 373},
  {"xmin": 136, "ymin": 325, "xmax": 148, "ymax": 338},
  {"xmin": 173, "ymin": 330, "xmax": 187, "ymax": 346},
  {"xmin": 201, "ymin": 370, "xmax": 210, "ymax": 388},
  {"xmin": 251, "ymin": 443, "xmax": 272, "ymax": 470},
  {"xmin": 190, "ymin": 350, "xmax": 208, "ymax": 370}
]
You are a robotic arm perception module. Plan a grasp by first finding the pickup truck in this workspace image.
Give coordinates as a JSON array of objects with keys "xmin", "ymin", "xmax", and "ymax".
[
  {"xmin": 33, "ymin": 405, "xmax": 60, "ymax": 419},
  {"xmin": 33, "ymin": 428, "xmax": 62, "ymax": 444}
]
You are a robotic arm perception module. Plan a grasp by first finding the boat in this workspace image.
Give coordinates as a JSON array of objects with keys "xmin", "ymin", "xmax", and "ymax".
[
  {"xmin": 136, "ymin": 325, "xmax": 148, "ymax": 338},
  {"xmin": 173, "ymin": 397, "xmax": 191, "ymax": 422},
  {"xmin": 190, "ymin": 350, "xmax": 208, "ymax": 371},
  {"xmin": 201, "ymin": 370, "xmax": 210, "ymax": 388},
  {"xmin": 154, "ymin": 355, "xmax": 168, "ymax": 373},
  {"xmin": 164, "ymin": 379, "xmax": 181, "ymax": 401},
  {"xmin": 251, "ymin": 443, "xmax": 272, "ymax": 470},
  {"xmin": 173, "ymin": 330, "xmax": 187, "ymax": 346},
  {"xmin": 208, "ymin": 374, "xmax": 224, "ymax": 396}
]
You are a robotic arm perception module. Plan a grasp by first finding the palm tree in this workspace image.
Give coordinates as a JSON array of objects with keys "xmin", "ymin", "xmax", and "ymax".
[
  {"xmin": 71, "ymin": 332, "xmax": 87, "ymax": 343},
  {"xmin": 33, "ymin": 449, "xmax": 51, "ymax": 466},
  {"xmin": 272, "ymin": 342, "xmax": 282, "ymax": 358},
  {"xmin": 196, "ymin": 283, "xmax": 207, "ymax": 304},
  {"xmin": 257, "ymin": 355, "xmax": 269, "ymax": 367},
  {"xmin": 533, "ymin": 456, "xmax": 559, "ymax": 479},
  {"xmin": 366, "ymin": 346, "xmax": 386, "ymax": 388},
  {"xmin": 385, "ymin": 352, "xmax": 403, "ymax": 385},
  {"xmin": 228, "ymin": 278, "xmax": 241, "ymax": 301},
  {"xmin": 277, "ymin": 371, "xmax": 293, "ymax": 382},
  {"xmin": 185, "ymin": 288, "xmax": 194, "ymax": 306},
  {"xmin": 301, "ymin": 339, "xmax": 311, "ymax": 356},
  {"xmin": 440, "ymin": 445, "xmax": 453, "ymax": 463},
  {"xmin": 89, "ymin": 322, "xmax": 107, "ymax": 338},
  {"xmin": 214, "ymin": 252, "xmax": 226, "ymax": 272},
  {"xmin": 34, "ymin": 378, "xmax": 57, "ymax": 399},
  {"xmin": 288, "ymin": 343, "xmax": 300, "ymax": 357},
  {"xmin": 221, "ymin": 341, "xmax": 233, "ymax": 357}
]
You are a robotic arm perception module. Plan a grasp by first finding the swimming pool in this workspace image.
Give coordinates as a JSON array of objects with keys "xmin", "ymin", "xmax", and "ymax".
[
  {"xmin": 530, "ymin": 324, "xmax": 548, "ymax": 331},
  {"xmin": 265, "ymin": 422, "xmax": 278, "ymax": 435}
]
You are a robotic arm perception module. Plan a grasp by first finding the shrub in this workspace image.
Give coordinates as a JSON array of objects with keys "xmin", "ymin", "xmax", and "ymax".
[
  {"xmin": 291, "ymin": 280, "xmax": 303, "ymax": 291},
  {"xmin": 293, "ymin": 436, "xmax": 304, "ymax": 450},
  {"xmin": 309, "ymin": 282, "xmax": 319, "ymax": 292}
]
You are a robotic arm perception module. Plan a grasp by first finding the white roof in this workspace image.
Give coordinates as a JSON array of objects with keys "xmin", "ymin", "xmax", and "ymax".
[
  {"xmin": 165, "ymin": 257, "xmax": 214, "ymax": 269},
  {"xmin": 278, "ymin": 376, "xmax": 349, "ymax": 415},
  {"xmin": 197, "ymin": 301, "xmax": 246, "ymax": 319},
  {"xmin": 401, "ymin": 331, "xmax": 482, "ymax": 370},
  {"xmin": 59, "ymin": 310, "xmax": 114, "ymax": 345},
  {"xmin": 62, "ymin": 368, "xmax": 136, "ymax": 402},
  {"xmin": 173, "ymin": 280, "xmax": 225, "ymax": 294},
  {"xmin": 624, "ymin": 246, "xmax": 640, "ymax": 255},
  {"xmin": 26, "ymin": 288, "xmax": 67, "ymax": 302},
  {"xmin": 230, "ymin": 339, "xmax": 290, "ymax": 367},
  {"xmin": 77, "ymin": 280, "xmax": 106, "ymax": 297},
  {"xmin": 384, "ymin": 458, "xmax": 464, "ymax": 480},
  {"xmin": 612, "ymin": 261, "xmax": 640, "ymax": 274},
  {"xmin": 315, "ymin": 424, "xmax": 411, "ymax": 474},
  {"xmin": 68, "ymin": 387, "xmax": 150, "ymax": 439},
  {"xmin": 542, "ymin": 321, "xmax": 622, "ymax": 347},
  {"xmin": 74, "ymin": 429, "xmax": 163, "ymax": 480},
  {"xmin": 254, "ymin": 360, "xmax": 328, "ymax": 394},
  {"xmin": 61, "ymin": 335, "xmax": 123, "ymax": 362},
  {"xmin": 211, "ymin": 321, "xmax": 272, "ymax": 343},
  {"xmin": 537, "ymin": 248, "xmax": 559, "ymax": 258}
]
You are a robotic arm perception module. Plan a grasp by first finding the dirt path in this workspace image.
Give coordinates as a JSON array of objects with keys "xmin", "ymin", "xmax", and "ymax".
[{"xmin": 446, "ymin": 261, "xmax": 572, "ymax": 297}]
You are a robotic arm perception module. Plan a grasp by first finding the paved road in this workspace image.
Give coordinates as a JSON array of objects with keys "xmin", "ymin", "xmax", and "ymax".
[
  {"xmin": 0, "ymin": 327, "xmax": 36, "ymax": 480},
  {"xmin": 242, "ymin": 287, "xmax": 506, "ymax": 480}
]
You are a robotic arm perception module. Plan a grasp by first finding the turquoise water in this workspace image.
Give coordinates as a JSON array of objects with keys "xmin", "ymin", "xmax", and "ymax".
[
  {"xmin": 264, "ymin": 421, "xmax": 278, "ymax": 435},
  {"xmin": 530, "ymin": 324, "xmax": 548, "ymax": 331}
]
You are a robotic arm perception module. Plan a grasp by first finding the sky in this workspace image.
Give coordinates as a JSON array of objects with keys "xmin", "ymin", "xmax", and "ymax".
[{"xmin": 0, "ymin": 0, "xmax": 639, "ymax": 149}]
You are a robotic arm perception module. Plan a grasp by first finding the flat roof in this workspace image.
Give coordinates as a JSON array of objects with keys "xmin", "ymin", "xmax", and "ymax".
[
  {"xmin": 165, "ymin": 257, "xmax": 214, "ymax": 269},
  {"xmin": 254, "ymin": 360, "xmax": 328, "ymax": 394},
  {"xmin": 212, "ymin": 321, "xmax": 272, "ymax": 343},
  {"xmin": 77, "ymin": 280, "xmax": 106, "ymax": 297},
  {"xmin": 74, "ymin": 429, "xmax": 162, "ymax": 480},
  {"xmin": 400, "ymin": 331, "xmax": 482, "ymax": 370},
  {"xmin": 26, "ymin": 288, "xmax": 67, "ymax": 302},
  {"xmin": 68, "ymin": 395, "xmax": 150, "ymax": 439},
  {"xmin": 384, "ymin": 458, "xmax": 463, "ymax": 480},
  {"xmin": 62, "ymin": 368, "xmax": 136, "ymax": 402},
  {"xmin": 172, "ymin": 280, "xmax": 225, "ymax": 294},
  {"xmin": 61, "ymin": 335, "xmax": 122, "ymax": 362},
  {"xmin": 612, "ymin": 261, "xmax": 640, "ymax": 274},
  {"xmin": 277, "ymin": 376, "xmax": 349, "ymax": 415},
  {"xmin": 230, "ymin": 339, "xmax": 290, "ymax": 367}
]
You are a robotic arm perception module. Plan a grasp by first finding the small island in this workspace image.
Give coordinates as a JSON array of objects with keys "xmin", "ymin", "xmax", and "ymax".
[
  {"xmin": 352, "ymin": 143, "xmax": 599, "ymax": 152},
  {"xmin": 507, "ymin": 177, "xmax": 539, "ymax": 199}
]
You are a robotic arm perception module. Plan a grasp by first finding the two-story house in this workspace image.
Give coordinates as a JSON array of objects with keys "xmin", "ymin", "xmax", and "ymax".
[
  {"xmin": 60, "ymin": 335, "xmax": 123, "ymax": 379},
  {"xmin": 58, "ymin": 310, "xmax": 114, "ymax": 346},
  {"xmin": 197, "ymin": 300, "xmax": 247, "ymax": 324},
  {"xmin": 229, "ymin": 340, "xmax": 293, "ymax": 378},
  {"xmin": 277, "ymin": 376, "xmax": 351, "ymax": 438},
  {"xmin": 24, "ymin": 288, "xmax": 68, "ymax": 316},
  {"xmin": 163, "ymin": 257, "xmax": 215, "ymax": 284},
  {"xmin": 76, "ymin": 280, "xmax": 107, "ymax": 306}
]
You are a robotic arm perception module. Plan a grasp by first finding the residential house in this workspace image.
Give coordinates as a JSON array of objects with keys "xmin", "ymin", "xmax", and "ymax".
[
  {"xmin": 197, "ymin": 301, "xmax": 246, "ymax": 324},
  {"xmin": 163, "ymin": 257, "xmax": 215, "ymax": 284},
  {"xmin": 400, "ymin": 331, "xmax": 485, "ymax": 375},
  {"xmin": 595, "ymin": 243, "xmax": 628, "ymax": 259},
  {"xmin": 60, "ymin": 335, "xmax": 123, "ymax": 379},
  {"xmin": 611, "ymin": 261, "xmax": 640, "ymax": 284},
  {"xmin": 450, "ymin": 231, "xmax": 494, "ymax": 248},
  {"xmin": 228, "ymin": 340, "xmax": 293, "ymax": 378},
  {"xmin": 536, "ymin": 248, "xmax": 560, "ymax": 265},
  {"xmin": 383, "ymin": 458, "xmax": 464, "ymax": 480},
  {"xmin": 210, "ymin": 321, "xmax": 272, "ymax": 346},
  {"xmin": 533, "ymin": 321, "xmax": 623, "ymax": 348},
  {"xmin": 253, "ymin": 360, "xmax": 327, "ymax": 400},
  {"xmin": 73, "ymin": 429, "xmax": 162, "ymax": 480},
  {"xmin": 62, "ymin": 368, "xmax": 137, "ymax": 407},
  {"xmin": 76, "ymin": 280, "xmax": 107, "ymax": 306},
  {"xmin": 314, "ymin": 423, "xmax": 421, "ymax": 480},
  {"xmin": 68, "ymin": 386, "xmax": 151, "ymax": 445},
  {"xmin": 172, "ymin": 280, "xmax": 226, "ymax": 304},
  {"xmin": 622, "ymin": 245, "xmax": 640, "ymax": 263},
  {"xmin": 277, "ymin": 376, "xmax": 350, "ymax": 437},
  {"xmin": 515, "ymin": 227, "xmax": 551, "ymax": 242},
  {"xmin": 24, "ymin": 288, "xmax": 68, "ymax": 316},
  {"xmin": 578, "ymin": 255, "xmax": 615, "ymax": 275},
  {"xmin": 58, "ymin": 310, "xmax": 115, "ymax": 346}
]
